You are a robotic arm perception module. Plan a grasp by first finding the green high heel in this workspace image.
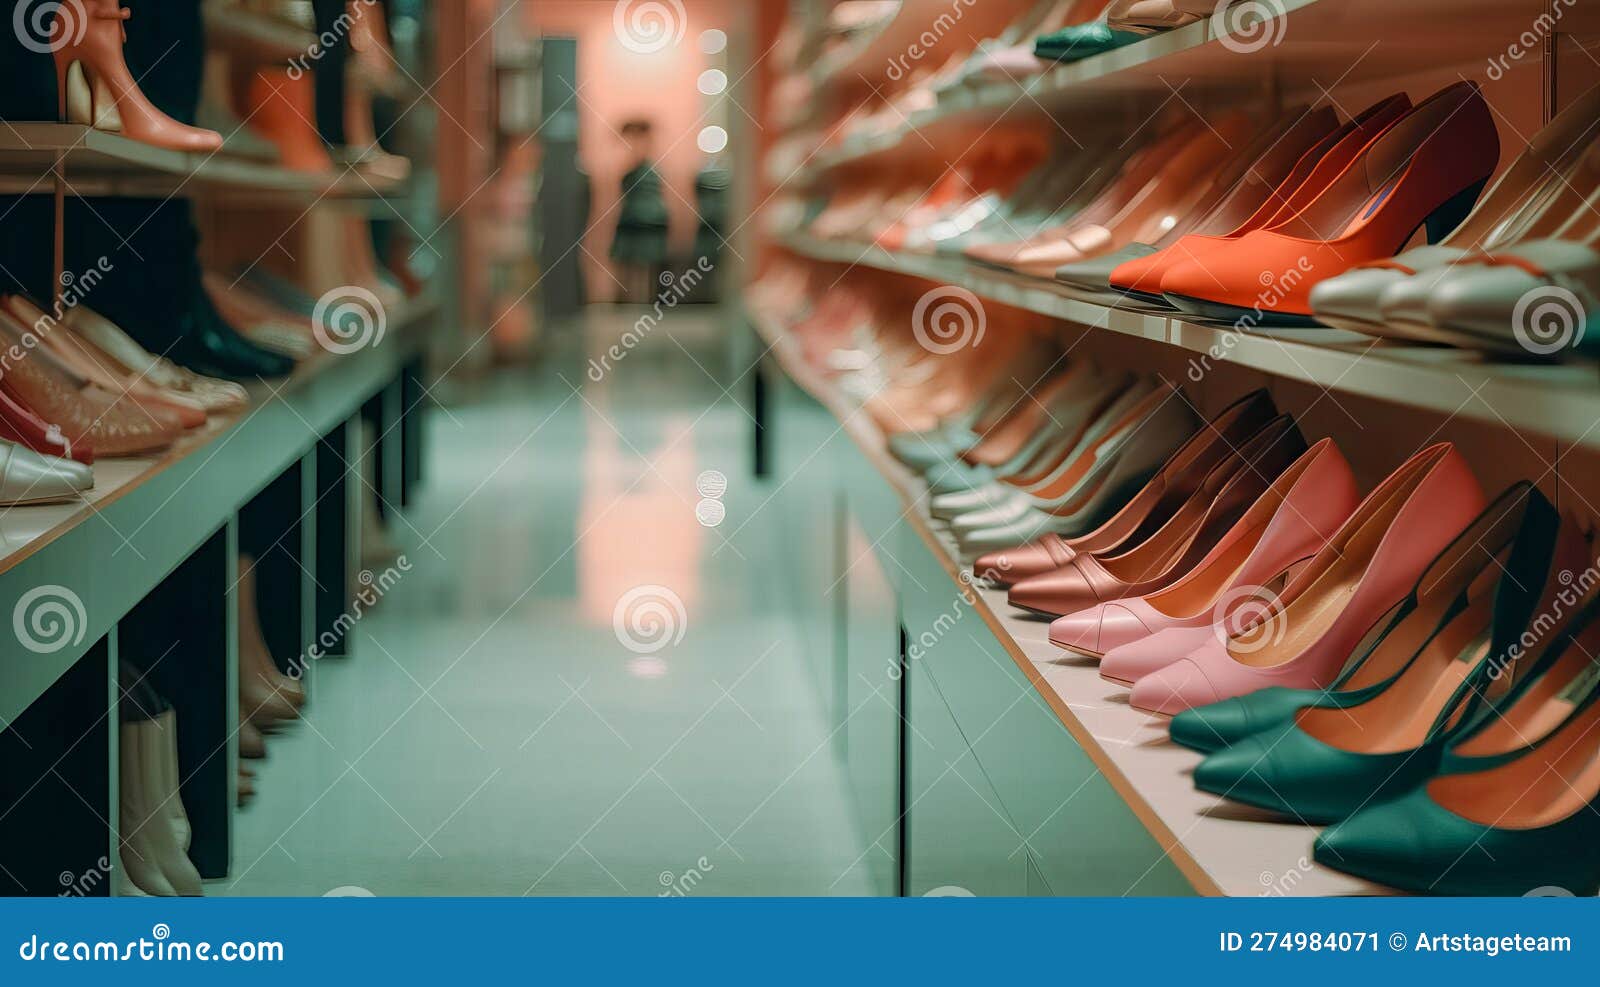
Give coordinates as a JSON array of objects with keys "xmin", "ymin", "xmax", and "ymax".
[
  {"xmin": 1169, "ymin": 483, "xmax": 1552, "ymax": 754},
  {"xmin": 1033, "ymin": 16, "xmax": 1145, "ymax": 62},
  {"xmin": 1315, "ymin": 632, "xmax": 1600, "ymax": 895}
]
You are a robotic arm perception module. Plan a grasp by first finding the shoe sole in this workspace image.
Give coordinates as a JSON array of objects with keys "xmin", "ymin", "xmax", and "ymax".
[{"xmin": 1161, "ymin": 293, "xmax": 1324, "ymax": 328}]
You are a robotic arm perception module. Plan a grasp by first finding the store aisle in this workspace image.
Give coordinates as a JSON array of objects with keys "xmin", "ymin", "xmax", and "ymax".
[{"xmin": 220, "ymin": 308, "xmax": 876, "ymax": 897}]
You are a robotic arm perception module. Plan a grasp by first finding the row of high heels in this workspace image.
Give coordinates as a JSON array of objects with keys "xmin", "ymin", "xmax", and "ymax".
[
  {"xmin": 750, "ymin": 274, "xmax": 1600, "ymax": 894},
  {"xmin": 801, "ymin": 0, "xmax": 1248, "ymax": 153},
  {"xmin": 789, "ymin": 79, "xmax": 1600, "ymax": 359},
  {"xmin": 1178, "ymin": 485, "xmax": 1600, "ymax": 896}
]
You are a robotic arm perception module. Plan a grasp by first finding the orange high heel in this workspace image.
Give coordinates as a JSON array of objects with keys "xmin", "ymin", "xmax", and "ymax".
[
  {"xmin": 1158, "ymin": 83, "xmax": 1499, "ymax": 325},
  {"xmin": 53, "ymin": 0, "xmax": 223, "ymax": 152}
]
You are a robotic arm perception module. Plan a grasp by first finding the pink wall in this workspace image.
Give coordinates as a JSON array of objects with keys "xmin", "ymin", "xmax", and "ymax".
[{"xmin": 521, "ymin": 0, "xmax": 736, "ymax": 301}]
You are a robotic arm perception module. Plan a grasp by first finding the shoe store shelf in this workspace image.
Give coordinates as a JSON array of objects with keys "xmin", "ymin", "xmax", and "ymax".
[
  {"xmin": 778, "ymin": 233, "xmax": 1600, "ymax": 449},
  {"xmin": 202, "ymin": 3, "xmax": 318, "ymax": 64},
  {"xmin": 0, "ymin": 290, "xmax": 438, "ymax": 729},
  {"xmin": 0, "ymin": 124, "xmax": 409, "ymax": 202},
  {"xmin": 748, "ymin": 304, "xmax": 1382, "ymax": 897},
  {"xmin": 793, "ymin": 0, "xmax": 1591, "ymax": 180}
]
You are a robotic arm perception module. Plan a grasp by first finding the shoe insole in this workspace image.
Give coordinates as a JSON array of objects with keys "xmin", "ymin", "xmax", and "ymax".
[
  {"xmin": 1302, "ymin": 597, "xmax": 1492, "ymax": 754},
  {"xmin": 1335, "ymin": 173, "xmax": 1404, "ymax": 239},
  {"xmin": 1145, "ymin": 523, "xmax": 1262, "ymax": 619},
  {"xmin": 1228, "ymin": 448, "xmax": 1441, "ymax": 668},
  {"xmin": 1452, "ymin": 622, "xmax": 1600, "ymax": 759},
  {"xmin": 1431, "ymin": 696, "xmax": 1600, "ymax": 829}
]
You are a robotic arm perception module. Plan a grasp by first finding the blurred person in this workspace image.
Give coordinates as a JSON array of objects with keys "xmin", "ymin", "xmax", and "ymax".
[{"xmin": 610, "ymin": 119, "xmax": 670, "ymax": 302}]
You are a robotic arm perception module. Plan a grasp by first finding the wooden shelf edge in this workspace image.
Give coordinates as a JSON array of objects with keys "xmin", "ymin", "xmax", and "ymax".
[
  {"xmin": 0, "ymin": 125, "xmax": 408, "ymax": 201},
  {"xmin": 775, "ymin": 234, "xmax": 1600, "ymax": 448}
]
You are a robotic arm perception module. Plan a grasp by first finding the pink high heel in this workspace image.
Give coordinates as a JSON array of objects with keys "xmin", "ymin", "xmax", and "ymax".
[
  {"xmin": 1077, "ymin": 438, "xmax": 1358, "ymax": 678},
  {"xmin": 1126, "ymin": 443, "xmax": 1485, "ymax": 715}
]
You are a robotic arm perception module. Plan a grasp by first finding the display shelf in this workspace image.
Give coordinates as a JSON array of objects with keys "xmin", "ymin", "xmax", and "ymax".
[
  {"xmin": 0, "ymin": 124, "xmax": 408, "ymax": 201},
  {"xmin": 0, "ymin": 291, "xmax": 438, "ymax": 728},
  {"xmin": 202, "ymin": 3, "xmax": 317, "ymax": 63},
  {"xmin": 792, "ymin": 0, "xmax": 1597, "ymax": 179},
  {"xmin": 749, "ymin": 305, "xmax": 1385, "ymax": 897},
  {"xmin": 777, "ymin": 233, "xmax": 1600, "ymax": 448}
]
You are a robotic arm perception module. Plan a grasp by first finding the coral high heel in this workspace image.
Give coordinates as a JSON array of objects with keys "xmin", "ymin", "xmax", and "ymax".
[
  {"xmin": 53, "ymin": 0, "xmax": 223, "ymax": 153},
  {"xmin": 1159, "ymin": 83, "xmax": 1499, "ymax": 324},
  {"xmin": 1106, "ymin": 95, "xmax": 1410, "ymax": 302}
]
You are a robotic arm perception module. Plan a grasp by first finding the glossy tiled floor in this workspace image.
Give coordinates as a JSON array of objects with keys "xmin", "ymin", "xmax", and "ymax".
[{"xmin": 220, "ymin": 307, "xmax": 875, "ymax": 896}]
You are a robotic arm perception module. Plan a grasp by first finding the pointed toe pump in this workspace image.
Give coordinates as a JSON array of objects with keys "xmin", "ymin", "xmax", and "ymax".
[
  {"xmin": 1169, "ymin": 482, "xmax": 1552, "ymax": 754},
  {"xmin": 1061, "ymin": 103, "xmax": 1337, "ymax": 298},
  {"xmin": 53, "ymin": 0, "xmax": 224, "ymax": 153},
  {"xmin": 1308, "ymin": 82, "xmax": 1600, "ymax": 343},
  {"xmin": 1013, "ymin": 413, "xmax": 1304, "ymax": 622},
  {"xmin": 1090, "ymin": 436, "xmax": 1358, "ymax": 680},
  {"xmin": 1110, "ymin": 95, "xmax": 1411, "ymax": 304},
  {"xmin": 954, "ymin": 383, "xmax": 1198, "ymax": 562},
  {"xmin": 979, "ymin": 387, "xmax": 1276, "ymax": 586},
  {"xmin": 1191, "ymin": 489, "xmax": 1586, "ymax": 824},
  {"xmin": 1127, "ymin": 443, "xmax": 1485, "ymax": 716},
  {"xmin": 1158, "ymin": 83, "xmax": 1500, "ymax": 326},
  {"xmin": 1314, "ymin": 617, "xmax": 1600, "ymax": 895}
]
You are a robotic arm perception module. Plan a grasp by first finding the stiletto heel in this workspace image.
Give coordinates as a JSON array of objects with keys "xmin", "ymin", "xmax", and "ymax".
[{"xmin": 1424, "ymin": 177, "xmax": 1487, "ymax": 244}]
